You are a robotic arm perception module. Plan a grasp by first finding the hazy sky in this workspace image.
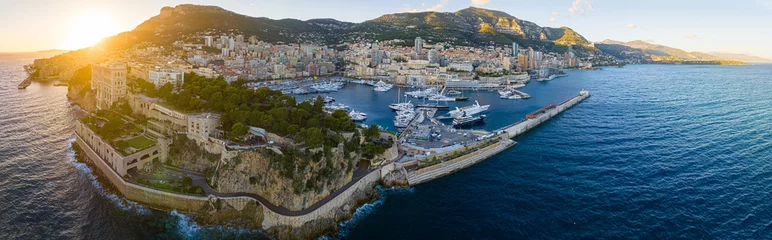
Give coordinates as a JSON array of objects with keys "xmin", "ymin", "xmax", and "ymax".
[{"xmin": 2, "ymin": 0, "xmax": 771, "ymax": 58}]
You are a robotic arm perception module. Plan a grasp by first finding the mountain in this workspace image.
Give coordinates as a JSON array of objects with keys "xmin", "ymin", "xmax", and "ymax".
[
  {"xmin": 596, "ymin": 40, "xmax": 744, "ymax": 65},
  {"xmin": 708, "ymin": 52, "xmax": 772, "ymax": 63},
  {"xmin": 351, "ymin": 7, "xmax": 598, "ymax": 55},
  {"xmin": 94, "ymin": 5, "xmax": 599, "ymax": 56}
]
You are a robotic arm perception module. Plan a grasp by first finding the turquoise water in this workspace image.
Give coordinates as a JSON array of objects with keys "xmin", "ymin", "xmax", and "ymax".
[{"xmin": 3, "ymin": 53, "xmax": 772, "ymax": 239}]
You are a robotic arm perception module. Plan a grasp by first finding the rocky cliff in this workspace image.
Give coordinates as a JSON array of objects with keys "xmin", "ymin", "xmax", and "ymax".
[{"xmin": 215, "ymin": 146, "xmax": 356, "ymax": 211}]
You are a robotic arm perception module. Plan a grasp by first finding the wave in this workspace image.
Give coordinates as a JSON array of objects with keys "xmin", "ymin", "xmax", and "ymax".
[
  {"xmin": 65, "ymin": 135, "xmax": 151, "ymax": 215},
  {"xmin": 324, "ymin": 185, "xmax": 415, "ymax": 239}
]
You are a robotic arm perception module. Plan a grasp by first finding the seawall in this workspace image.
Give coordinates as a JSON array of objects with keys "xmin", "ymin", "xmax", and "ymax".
[{"xmin": 75, "ymin": 128, "xmax": 392, "ymax": 238}]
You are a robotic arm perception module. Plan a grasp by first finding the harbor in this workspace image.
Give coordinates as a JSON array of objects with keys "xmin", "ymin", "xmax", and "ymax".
[{"xmin": 402, "ymin": 89, "xmax": 591, "ymax": 185}]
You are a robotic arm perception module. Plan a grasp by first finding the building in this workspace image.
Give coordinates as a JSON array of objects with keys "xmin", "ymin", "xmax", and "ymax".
[
  {"xmin": 148, "ymin": 67, "xmax": 185, "ymax": 88},
  {"xmin": 415, "ymin": 37, "xmax": 423, "ymax": 55},
  {"xmin": 204, "ymin": 36, "xmax": 213, "ymax": 47},
  {"xmin": 92, "ymin": 62, "xmax": 128, "ymax": 110},
  {"xmin": 187, "ymin": 113, "xmax": 223, "ymax": 154},
  {"xmin": 428, "ymin": 49, "xmax": 439, "ymax": 64},
  {"xmin": 512, "ymin": 42, "xmax": 519, "ymax": 57},
  {"xmin": 75, "ymin": 121, "xmax": 166, "ymax": 177}
]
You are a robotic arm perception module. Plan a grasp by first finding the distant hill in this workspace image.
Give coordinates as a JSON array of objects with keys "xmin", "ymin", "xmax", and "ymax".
[
  {"xmin": 596, "ymin": 40, "xmax": 744, "ymax": 65},
  {"xmin": 708, "ymin": 52, "xmax": 772, "ymax": 63},
  {"xmin": 92, "ymin": 5, "xmax": 600, "ymax": 57}
]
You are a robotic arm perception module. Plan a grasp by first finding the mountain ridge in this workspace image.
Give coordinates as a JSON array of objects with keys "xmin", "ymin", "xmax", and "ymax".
[
  {"xmin": 596, "ymin": 39, "xmax": 745, "ymax": 64},
  {"xmin": 94, "ymin": 5, "xmax": 600, "ymax": 57}
]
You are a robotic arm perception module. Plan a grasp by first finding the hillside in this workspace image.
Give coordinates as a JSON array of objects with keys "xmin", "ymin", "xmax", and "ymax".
[
  {"xmin": 349, "ymin": 7, "xmax": 598, "ymax": 55},
  {"xmin": 708, "ymin": 52, "xmax": 772, "ymax": 63},
  {"xmin": 597, "ymin": 40, "xmax": 745, "ymax": 65},
  {"xmin": 92, "ymin": 5, "xmax": 599, "ymax": 56}
]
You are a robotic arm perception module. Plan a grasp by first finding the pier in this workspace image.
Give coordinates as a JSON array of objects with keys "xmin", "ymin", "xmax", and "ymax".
[
  {"xmin": 403, "ymin": 90, "xmax": 590, "ymax": 186},
  {"xmin": 510, "ymin": 89, "xmax": 531, "ymax": 99},
  {"xmin": 17, "ymin": 77, "xmax": 32, "ymax": 89}
]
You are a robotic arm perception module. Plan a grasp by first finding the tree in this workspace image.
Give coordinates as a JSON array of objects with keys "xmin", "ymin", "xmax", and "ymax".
[
  {"xmin": 304, "ymin": 127, "xmax": 324, "ymax": 149},
  {"xmin": 230, "ymin": 122, "xmax": 249, "ymax": 139},
  {"xmin": 364, "ymin": 124, "xmax": 380, "ymax": 139},
  {"xmin": 181, "ymin": 176, "xmax": 192, "ymax": 187}
]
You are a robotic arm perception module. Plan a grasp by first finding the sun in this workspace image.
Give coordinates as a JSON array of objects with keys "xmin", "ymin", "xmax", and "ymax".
[{"xmin": 61, "ymin": 11, "xmax": 117, "ymax": 50}]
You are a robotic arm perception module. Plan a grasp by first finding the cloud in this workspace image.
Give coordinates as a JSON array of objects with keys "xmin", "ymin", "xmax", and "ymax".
[
  {"xmin": 471, "ymin": 0, "xmax": 490, "ymax": 6},
  {"xmin": 552, "ymin": 12, "xmax": 560, "ymax": 17},
  {"xmin": 627, "ymin": 23, "xmax": 637, "ymax": 28},
  {"xmin": 550, "ymin": 17, "xmax": 557, "ymax": 23},
  {"xmin": 398, "ymin": 0, "xmax": 447, "ymax": 12},
  {"xmin": 684, "ymin": 34, "xmax": 697, "ymax": 39},
  {"xmin": 568, "ymin": 0, "xmax": 593, "ymax": 15},
  {"xmin": 645, "ymin": 39, "xmax": 656, "ymax": 43}
]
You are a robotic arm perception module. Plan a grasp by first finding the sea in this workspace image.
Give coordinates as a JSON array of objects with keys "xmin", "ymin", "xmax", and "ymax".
[{"xmin": 2, "ymin": 51, "xmax": 772, "ymax": 239}]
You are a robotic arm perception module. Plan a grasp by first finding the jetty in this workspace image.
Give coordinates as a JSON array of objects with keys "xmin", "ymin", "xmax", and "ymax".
[
  {"xmin": 510, "ymin": 89, "xmax": 531, "ymax": 99},
  {"xmin": 17, "ymin": 77, "xmax": 32, "ymax": 89},
  {"xmin": 404, "ymin": 89, "xmax": 590, "ymax": 185}
]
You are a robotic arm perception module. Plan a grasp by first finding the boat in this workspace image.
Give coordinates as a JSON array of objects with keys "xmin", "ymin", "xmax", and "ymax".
[
  {"xmin": 446, "ymin": 90, "xmax": 462, "ymax": 96},
  {"xmin": 406, "ymin": 87, "xmax": 437, "ymax": 98},
  {"xmin": 292, "ymin": 88, "xmax": 309, "ymax": 95},
  {"xmin": 536, "ymin": 74, "xmax": 556, "ymax": 82},
  {"xmin": 499, "ymin": 90, "xmax": 513, "ymax": 98},
  {"xmin": 323, "ymin": 96, "xmax": 335, "ymax": 103},
  {"xmin": 507, "ymin": 95, "xmax": 523, "ymax": 100},
  {"xmin": 455, "ymin": 97, "xmax": 469, "ymax": 101},
  {"xmin": 428, "ymin": 94, "xmax": 456, "ymax": 102},
  {"xmin": 373, "ymin": 80, "xmax": 393, "ymax": 92},
  {"xmin": 452, "ymin": 114, "xmax": 486, "ymax": 128},
  {"xmin": 349, "ymin": 110, "xmax": 367, "ymax": 121},
  {"xmin": 389, "ymin": 88, "xmax": 414, "ymax": 111},
  {"xmin": 437, "ymin": 101, "xmax": 490, "ymax": 119},
  {"xmin": 416, "ymin": 103, "xmax": 450, "ymax": 109},
  {"xmin": 323, "ymin": 103, "xmax": 349, "ymax": 112}
]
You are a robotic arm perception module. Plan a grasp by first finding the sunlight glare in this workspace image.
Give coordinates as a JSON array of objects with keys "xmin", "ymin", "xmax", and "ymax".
[{"xmin": 61, "ymin": 11, "xmax": 117, "ymax": 50}]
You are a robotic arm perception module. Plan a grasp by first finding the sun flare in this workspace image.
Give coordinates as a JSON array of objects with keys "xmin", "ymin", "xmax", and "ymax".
[{"xmin": 61, "ymin": 11, "xmax": 117, "ymax": 50}]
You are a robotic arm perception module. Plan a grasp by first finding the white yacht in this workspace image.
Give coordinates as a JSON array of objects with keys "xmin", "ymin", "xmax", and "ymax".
[
  {"xmin": 428, "ymin": 94, "xmax": 456, "ymax": 102},
  {"xmin": 437, "ymin": 101, "xmax": 490, "ymax": 119},
  {"xmin": 349, "ymin": 110, "xmax": 367, "ymax": 121}
]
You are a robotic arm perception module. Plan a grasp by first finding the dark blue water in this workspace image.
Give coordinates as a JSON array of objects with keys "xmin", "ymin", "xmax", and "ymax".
[
  {"xmin": 4, "ymin": 52, "xmax": 772, "ymax": 239},
  {"xmin": 339, "ymin": 64, "xmax": 772, "ymax": 239}
]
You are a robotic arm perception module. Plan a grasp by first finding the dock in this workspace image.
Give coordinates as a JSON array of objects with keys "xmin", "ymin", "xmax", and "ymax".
[
  {"xmin": 403, "ymin": 90, "xmax": 590, "ymax": 186},
  {"xmin": 17, "ymin": 77, "xmax": 32, "ymax": 89},
  {"xmin": 511, "ymin": 89, "xmax": 531, "ymax": 99}
]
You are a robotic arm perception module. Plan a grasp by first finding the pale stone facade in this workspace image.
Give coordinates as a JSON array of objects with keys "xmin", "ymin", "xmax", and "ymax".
[{"xmin": 92, "ymin": 62, "xmax": 128, "ymax": 110}]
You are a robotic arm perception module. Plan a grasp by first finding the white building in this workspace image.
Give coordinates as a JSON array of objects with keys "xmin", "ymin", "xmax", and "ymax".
[
  {"xmin": 148, "ymin": 68, "xmax": 185, "ymax": 88},
  {"xmin": 415, "ymin": 37, "xmax": 423, "ymax": 55}
]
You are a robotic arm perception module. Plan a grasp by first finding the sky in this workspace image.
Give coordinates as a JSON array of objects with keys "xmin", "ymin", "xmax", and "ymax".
[{"xmin": 1, "ymin": 0, "xmax": 771, "ymax": 58}]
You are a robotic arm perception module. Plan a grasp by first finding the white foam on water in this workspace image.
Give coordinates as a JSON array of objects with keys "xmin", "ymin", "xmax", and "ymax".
[
  {"xmin": 326, "ymin": 185, "xmax": 415, "ymax": 239},
  {"xmin": 65, "ymin": 136, "xmax": 151, "ymax": 215}
]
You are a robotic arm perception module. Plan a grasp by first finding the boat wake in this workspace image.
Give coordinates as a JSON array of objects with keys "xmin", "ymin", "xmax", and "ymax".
[{"xmin": 65, "ymin": 136, "xmax": 151, "ymax": 215}]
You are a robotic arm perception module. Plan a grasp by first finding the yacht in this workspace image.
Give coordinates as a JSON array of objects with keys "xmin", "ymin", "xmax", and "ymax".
[
  {"xmin": 349, "ymin": 110, "xmax": 367, "ymax": 121},
  {"xmin": 437, "ymin": 101, "xmax": 490, "ymax": 119},
  {"xmin": 452, "ymin": 114, "xmax": 486, "ymax": 128},
  {"xmin": 507, "ymin": 95, "xmax": 523, "ymax": 100},
  {"xmin": 446, "ymin": 90, "xmax": 462, "ymax": 96},
  {"xmin": 428, "ymin": 94, "xmax": 456, "ymax": 102},
  {"xmin": 323, "ymin": 96, "xmax": 335, "ymax": 103},
  {"xmin": 389, "ymin": 88, "xmax": 414, "ymax": 111}
]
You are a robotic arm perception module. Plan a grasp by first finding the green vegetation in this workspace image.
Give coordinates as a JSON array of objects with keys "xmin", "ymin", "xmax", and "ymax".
[
  {"xmin": 135, "ymin": 73, "xmax": 356, "ymax": 146},
  {"xmin": 136, "ymin": 178, "xmax": 203, "ymax": 195},
  {"xmin": 115, "ymin": 136, "xmax": 156, "ymax": 155}
]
